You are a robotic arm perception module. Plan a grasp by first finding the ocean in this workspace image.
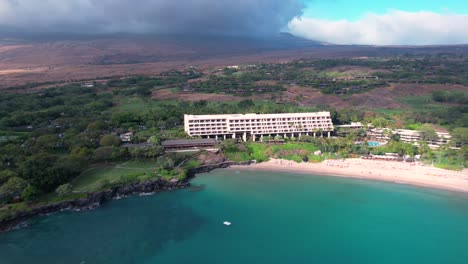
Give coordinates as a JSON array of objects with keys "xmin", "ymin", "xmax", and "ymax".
[{"xmin": 1, "ymin": 170, "xmax": 468, "ymax": 264}]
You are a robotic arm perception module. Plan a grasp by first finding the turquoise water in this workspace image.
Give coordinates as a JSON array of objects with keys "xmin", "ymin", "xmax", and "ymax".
[{"xmin": 1, "ymin": 170, "xmax": 468, "ymax": 264}]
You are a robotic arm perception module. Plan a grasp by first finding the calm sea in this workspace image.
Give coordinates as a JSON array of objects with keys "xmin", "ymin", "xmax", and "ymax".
[{"xmin": 1, "ymin": 170, "xmax": 468, "ymax": 264}]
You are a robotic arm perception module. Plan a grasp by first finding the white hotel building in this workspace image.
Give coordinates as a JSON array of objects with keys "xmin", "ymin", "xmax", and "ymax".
[{"xmin": 184, "ymin": 112, "xmax": 334, "ymax": 141}]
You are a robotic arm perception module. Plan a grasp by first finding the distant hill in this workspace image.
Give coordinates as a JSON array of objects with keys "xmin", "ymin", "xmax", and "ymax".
[{"xmin": 0, "ymin": 33, "xmax": 467, "ymax": 89}]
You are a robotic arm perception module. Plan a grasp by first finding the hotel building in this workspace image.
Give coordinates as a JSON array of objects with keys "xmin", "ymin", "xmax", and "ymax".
[
  {"xmin": 367, "ymin": 128, "xmax": 452, "ymax": 149},
  {"xmin": 184, "ymin": 112, "xmax": 334, "ymax": 141}
]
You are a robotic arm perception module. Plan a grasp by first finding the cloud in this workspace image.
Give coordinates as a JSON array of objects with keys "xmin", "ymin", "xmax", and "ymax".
[
  {"xmin": 0, "ymin": 0, "xmax": 304, "ymax": 36},
  {"xmin": 288, "ymin": 10, "xmax": 468, "ymax": 45}
]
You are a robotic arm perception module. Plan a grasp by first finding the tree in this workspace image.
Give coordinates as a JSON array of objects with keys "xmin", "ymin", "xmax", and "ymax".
[
  {"xmin": 20, "ymin": 154, "xmax": 71, "ymax": 192},
  {"xmin": 419, "ymin": 124, "xmax": 438, "ymax": 142},
  {"xmin": 87, "ymin": 121, "xmax": 105, "ymax": 131},
  {"xmin": 0, "ymin": 177, "xmax": 27, "ymax": 203},
  {"xmin": 21, "ymin": 185, "xmax": 40, "ymax": 201},
  {"xmin": 432, "ymin": 91, "xmax": 447, "ymax": 102},
  {"xmin": 56, "ymin": 184, "xmax": 72, "ymax": 197},
  {"xmin": 93, "ymin": 146, "xmax": 126, "ymax": 162},
  {"xmin": 53, "ymin": 155, "xmax": 87, "ymax": 181},
  {"xmin": 135, "ymin": 86, "xmax": 151, "ymax": 97},
  {"xmin": 452, "ymin": 128, "xmax": 468, "ymax": 146},
  {"xmin": 21, "ymin": 154, "xmax": 56, "ymax": 183},
  {"xmin": 70, "ymin": 147, "xmax": 94, "ymax": 158},
  {"xmin": 35, "ymin": 134, "xmax": 58, "ymax": 150},
  {"xmin": 157, "ymin": 156, "xmax": 175, "ymax": 170},
  {"xmin": 148, "ymin": 135, "xmax": 161, "ymax": 144},
  {"xmin": 166, "ymin": 116, "xmax": 181, "ymax": 128},
  {"xmin": 99, "ymin": 135, "xmax": 121, "ymax": 147},
  {"xmin": 221, "ymin": 139, "xmax": 238, "ymax": 153},
  {"xmin": 459, "ymin": 146, "xmax": 468, "ymax": 166},
  {"xmin": 76, "ymin": 131, "xmax": 101, "ymax": 148},
  {"xmin": 0, "ymin": 170, "xmax": 17, "ymax": 186},
  {"xmin": 237, "ymin": 99, "xmax": 255, "ymax": 111}
]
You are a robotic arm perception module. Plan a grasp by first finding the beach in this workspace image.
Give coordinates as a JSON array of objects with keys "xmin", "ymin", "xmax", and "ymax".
[{"xmin": 231, "ymin": 158, "xmax": 468, "ymax": 193}]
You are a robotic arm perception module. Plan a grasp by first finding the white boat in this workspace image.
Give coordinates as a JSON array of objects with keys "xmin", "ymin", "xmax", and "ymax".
[{"xmin": 223, "ymin": 221, "xmax": 232, "ymax": 226}]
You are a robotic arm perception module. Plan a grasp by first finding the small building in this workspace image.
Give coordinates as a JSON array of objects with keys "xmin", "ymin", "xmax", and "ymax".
[
  {"xmin": 336, "ymin": 122, "xmax": 364, "ymax": 130},
  {"xmin": 81, "ymin": 83, "xmax": 95, "ymax": 88},
  {"xmin": 120, "ymin": 132, "xmax": 133, "ymax": 143},
  {"xmin": 162, "ymin": 139, "xmax": 219, "ymax": 151}
]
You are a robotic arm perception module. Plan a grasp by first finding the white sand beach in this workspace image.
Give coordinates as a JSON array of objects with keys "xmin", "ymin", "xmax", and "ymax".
[{"xmin": 230, "ymin": 159, "xmax": 468, "ymax": 193}]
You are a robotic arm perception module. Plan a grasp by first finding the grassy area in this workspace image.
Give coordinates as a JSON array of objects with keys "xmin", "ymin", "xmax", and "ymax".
[
  {"xmin": 397, "ymin": 95, "xmax": 448, "ymax": 111},
  {"xmin": 434, "ymin": 163, "xmax": 464, "ymax": 171},
  {"xmin": 374, "ymin": 108, "xmax": 405, "ymax": 115},
  {"xmin": 226, "ymin": 152, "xmax": 252, "ymax": 162},
  {"xmin": 307, "ymin": 155, "xmax": 326, "ymax": 163},
  {"xmin": 224, "ymin": 142, "xmax": 321, "ymax": 163},
  {"xmin": 180, "ymin": 159, "xmax": 203, "ymax": 169},
  {"xmin": 0, "ymin": 202, "xmax": 31, "ymax": 220},
  {"xmin": 71, "ymin": 160, "xmax": 158, "ymax": 192},
  {"xmin": 113, "ymin": 96, "xmax": 177, "ymax": 112},
  {"xmin": 374, "ymin": 95, "xmax": 451, "ymax": 116},
  {"xmin": 37, "ymin": 192, "xmax": 88, "ymax": 204},
  {"xmin": 269, "ymin": 142, "xmax": 320, "ymax": 162}
]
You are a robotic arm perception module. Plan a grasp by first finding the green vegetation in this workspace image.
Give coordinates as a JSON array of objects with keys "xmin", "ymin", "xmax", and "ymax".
[
  {"xmin": 71, "ymin": 161, "xmax": 157, "ymax": 192},
  {"xmin": 0, "ymin": 55, "xmax": 467, "ymax": 221}
]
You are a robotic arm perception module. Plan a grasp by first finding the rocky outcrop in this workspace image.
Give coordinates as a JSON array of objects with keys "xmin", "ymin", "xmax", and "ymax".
[
  {"xmin": 0, "ymin": 178, "xmax": 189, "ymax": 233},
  {"xmin": 186, "ymin": 161, "xmax": 254, "ymax": 178}
]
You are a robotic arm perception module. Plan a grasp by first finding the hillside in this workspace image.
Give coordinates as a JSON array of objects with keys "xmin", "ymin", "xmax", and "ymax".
[{"xmin": 1, "ymin": 34, "xmax": 468, "ymax": 89}]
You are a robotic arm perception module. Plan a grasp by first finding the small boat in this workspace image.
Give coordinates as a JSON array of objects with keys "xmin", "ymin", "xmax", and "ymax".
[{"xmin": 223, "ymin": 221, "xmax": 232, "ymax": 226}]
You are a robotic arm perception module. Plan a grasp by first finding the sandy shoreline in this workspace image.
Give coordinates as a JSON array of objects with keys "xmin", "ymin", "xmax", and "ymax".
[{"xmin": 230, "ymin": 158, "xmax": 468, "ymax": 193}]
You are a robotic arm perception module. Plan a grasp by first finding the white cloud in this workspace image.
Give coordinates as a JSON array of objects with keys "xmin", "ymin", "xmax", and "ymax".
[{"xmin": 288, "ymin": 10, "xmax": 468, "ymax": 45}]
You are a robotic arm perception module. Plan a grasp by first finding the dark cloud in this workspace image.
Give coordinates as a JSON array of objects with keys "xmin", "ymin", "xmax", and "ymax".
[{"xmin": 0, "ymin": 0, "xmax": 304, "ymax": 36}]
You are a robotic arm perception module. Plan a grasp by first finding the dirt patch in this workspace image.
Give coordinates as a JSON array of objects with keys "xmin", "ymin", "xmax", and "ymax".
[
  {"xmin": 254, "ymin": 80, "xmax": 279, "ymax": 86},
  {"xmin": 0, "ymin": 45, "xmax": 33, "ymax": 53},
  {"xmin": 287, "ymin": 86, "xmax": 351, "ymax": 108},
  {"xmin": 387, "ymin": 83, "xmax": 468, "ymax": 96},
  {"xmin": 0, "ymin": 67, "xmax": 49, "ymax": 75}
]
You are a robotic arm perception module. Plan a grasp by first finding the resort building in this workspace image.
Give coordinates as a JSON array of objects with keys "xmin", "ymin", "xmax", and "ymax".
[
  {"xmin": 162, "ymin": 139, "xmax": 219, "ymax": 151},
  {"xmin": 184, "ymin": 112, "xmax": 334, "ymax": 141},
  {"xmin": 367, "ymin": 128, "xmax": 452, "ymax": 148},
  {"xmin": 395, "ymin": 129, "xmax": 452, "ymax": 148},
  {"xmin": 336, "ymin": 122, "xmax": 364, "ymax": 130}
]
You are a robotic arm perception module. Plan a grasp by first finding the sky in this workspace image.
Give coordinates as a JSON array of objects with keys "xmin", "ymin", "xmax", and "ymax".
[
  {"xmin": 290, "ymin": 0, "xmax": 468, "ymax": 45},
  {"xmin": 0, "ymin": 0, "xmax": 467, "ymax": 45}
]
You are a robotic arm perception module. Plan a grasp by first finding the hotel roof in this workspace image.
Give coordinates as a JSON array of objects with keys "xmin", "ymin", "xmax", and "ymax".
[
  {"xmin": 185, "ymin": 112, "xmax": 331, "ymax": 119},
  {"xmin": 162, "ymin": 138, "xmax": 218, "ymax": 146}
]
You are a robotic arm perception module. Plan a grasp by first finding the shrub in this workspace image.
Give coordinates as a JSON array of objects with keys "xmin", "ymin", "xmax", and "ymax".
[
  {"xmin": 99, "ymin": 135, "xmax": 121, "ymax": 147},
  {"xmin": 21, "ymin": 185, "xmax": 40, "ymax": 201},
  {"xmin": 0, "ymin": 177, "xmax": 27, "ymax": 203},
  {"xmin": 55, "ymin": 184, "xmax": 72, "ymax": 197}
]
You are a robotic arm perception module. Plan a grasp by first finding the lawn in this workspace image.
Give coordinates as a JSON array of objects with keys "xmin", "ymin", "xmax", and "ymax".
[
  {"xmin": 375, "ymin": 95, "xmax": 453, "ymax": 116},
  {"xmin": 113, "ymin": 96, "xmax": 177, "ymax": 112},
  {"xmin": 71, "ymin": 160, "xmax": 158, "ymax": 192},
  {"xmin": 397, "ymin": 95, "xmax": 448, "ymax": 112},
  {"xmin": 0, "ymin": 202, "xmax": 31, "ymax": 220}
]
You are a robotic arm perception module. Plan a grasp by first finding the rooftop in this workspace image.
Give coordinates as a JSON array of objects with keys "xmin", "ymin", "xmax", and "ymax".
[
  {"xmin": 185, "ymin": 112, "xmax": 331, "ymax": 119},
  {"xmin": 162, "ymin": 138, "xmax": 219, "ymax": 147}
]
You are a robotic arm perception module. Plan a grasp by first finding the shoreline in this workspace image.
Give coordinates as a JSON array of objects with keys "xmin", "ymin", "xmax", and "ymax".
[
  {"xmin": 230, "ymin": 159, "xmax": 468, "ymax": 194},
  {"xmin": 0, "ymin": 161, "xmax": 252, "ymax": 233}
]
